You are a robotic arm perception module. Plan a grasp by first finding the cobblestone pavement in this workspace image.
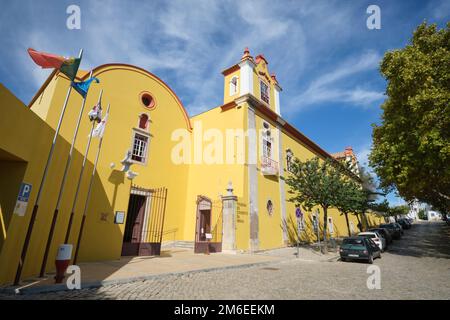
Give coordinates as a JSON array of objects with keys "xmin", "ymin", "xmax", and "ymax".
[{"xmin": 1, "ymin": 221, "xmax": 449, "ymax": 300}]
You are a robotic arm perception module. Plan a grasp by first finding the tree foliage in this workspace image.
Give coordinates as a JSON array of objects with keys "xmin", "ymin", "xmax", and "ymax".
[
  {"xmin": 370, "ymin": 199, "xmax": 410, "ymax": 221},
  {"xmin": 285, "ymin": 156, "xmax": 379, "ymax": 240},
  {"xmin": 334, "ymin": 178, "xmax": 363, "ymax": 235},
  {"xmin": 285, "ymin": 157, "xmax": 343, "ymax": 244},
  {"xmin": 369, "ymin": 22, "xmax": 450, "ymax": 214},
  {"xmin": 418, "ymin": 208, "xmax": 427, "ymax": 220}
]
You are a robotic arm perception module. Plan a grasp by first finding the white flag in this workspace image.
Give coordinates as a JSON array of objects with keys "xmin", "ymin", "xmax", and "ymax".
[
  {"xmin": 91, "ymin": 113, "xmax": 108, "ymax": 138},
  {"xmin": 88, "ymin": 103, "xmax": 102, "ymax": 123}
]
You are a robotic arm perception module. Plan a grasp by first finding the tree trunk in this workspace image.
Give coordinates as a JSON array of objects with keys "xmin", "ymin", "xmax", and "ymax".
[
  {"xmin": 362, "ymin": 212, "xmax": 369, "ymax": 230},
  {"xmin": 356, "ymin": 214, "xmax": 362, "ymax": 232},
  {"xmin": 344, "ymin": 212, "xmax": 351, "ymax": 236}
]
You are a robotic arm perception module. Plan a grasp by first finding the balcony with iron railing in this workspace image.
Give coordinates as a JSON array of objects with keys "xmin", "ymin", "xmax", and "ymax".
[{"xmin": 260, "ymin": 155, "xmax": 279, "ymax": 176}]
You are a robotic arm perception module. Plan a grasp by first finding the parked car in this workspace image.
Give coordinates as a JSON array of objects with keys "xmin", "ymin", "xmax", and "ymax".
[
  {"xmin": 379, "ymin": 223, "xmax": 402, "ymax": 239},
  {"xmin": 394, "ymin": 222, "xmax": 404, "ymax": 235},
  {"xmin": 369, "ymin": 228, "xmax": 392, "ymax": 246},
  {"xmin": 358, "ymin": 232, "xmax": 386, "ymax": 251},
  {"xmin": 398, "ymin": 219, "xmax": 411, "ymax": 230},
  {"xmin": 340, "ymin": 237, "xmax": 381, "ymax": 264}
]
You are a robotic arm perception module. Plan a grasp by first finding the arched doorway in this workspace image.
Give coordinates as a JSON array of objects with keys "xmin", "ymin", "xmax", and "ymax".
[{"xmin": 194, "ymin": 196, "xmax": 222, "ymax": 253}]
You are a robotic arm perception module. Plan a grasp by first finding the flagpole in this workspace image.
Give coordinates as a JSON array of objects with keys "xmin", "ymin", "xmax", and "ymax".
[
  {"xmin": 73, "ymin": 103, "xmax": 110, "ymax": 265},
  {"xmin": 39, "ymin": 70, "xmax": 94, "ymax": 277},
  {"xmin": 64, "ymin": 89, "xmax": 103, "ymax": 244},
  {"xmin": 14, "ymin": 49, "xmax": 83, "ymax": 286}
]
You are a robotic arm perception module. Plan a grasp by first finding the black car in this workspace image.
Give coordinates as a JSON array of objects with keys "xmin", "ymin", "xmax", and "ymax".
[
  {"xmin": 369, "ymin": 228, "xmax": 392, "ymax": 246},
  {"xmin": 340, "ymin": 237, "xmax": 381, "ymax": 264},
  {"xmin": 398, "ymin": 219, "xmax": 411, "ymax": 229},
  {"xmin": 394, "ymin": 222, "xmax": 404, "ymax": 235},
  {"xmin": 379, "ymin": 223, "xmax": 402, "ymax": 239}
]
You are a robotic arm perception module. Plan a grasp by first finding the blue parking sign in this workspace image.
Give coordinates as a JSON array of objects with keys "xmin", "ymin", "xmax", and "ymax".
[
  {"xmin": 14, "ymin": 183, "xmax": 32, "ymax": 216},
  {"xmin": 17, "ymin": 183, "xmax": 32, "ymax": 202}
]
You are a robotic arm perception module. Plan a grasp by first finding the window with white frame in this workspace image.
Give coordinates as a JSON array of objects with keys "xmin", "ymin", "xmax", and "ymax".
[
  {"xmin": 328, "ymin": 217, "xmax": 334, "ymax": 235},
  {"xmin": 131, "ymin": 130, "xmax": 150, "ymax": 164},
  {"xmin": 260, "ymin": 80, "xmax": 270, "ymax": 104},
  {"xmin": 229, "ymin": 76, "xmax": 238, "ymax": 96},
  {"xmin": 262, "ymin": 133, "xmax": 272, "ymax": 159}
]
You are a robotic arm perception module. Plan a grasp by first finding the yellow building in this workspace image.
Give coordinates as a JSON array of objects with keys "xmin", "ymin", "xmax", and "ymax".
[{"xmin": 0, "ymin": 49, "xmax": 383, "ymax": 285}]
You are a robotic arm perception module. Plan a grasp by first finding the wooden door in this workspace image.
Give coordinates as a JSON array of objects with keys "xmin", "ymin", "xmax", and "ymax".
[
  {"xmin": 122, "ymin": 194, "xmax": 146, "ymax": 256},
  {"xmin": 198, "ymin": 210, "xmax": 211, "ymax": 241}
]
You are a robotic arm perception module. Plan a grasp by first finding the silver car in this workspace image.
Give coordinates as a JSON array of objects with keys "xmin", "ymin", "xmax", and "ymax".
[{"xmin": 357, "ymin": 231, "xmax": 386, "ymax": 252}]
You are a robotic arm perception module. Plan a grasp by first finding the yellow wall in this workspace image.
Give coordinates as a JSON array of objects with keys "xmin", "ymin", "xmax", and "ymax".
[
  {"xmin": 184, "ymin": 104, "xmax": 247, "ymax": 246},
  {"xmin": 37, "ymin": 66, "xmax": 194, "ymax": 256},
  {"xmin": 253, "ymin": 111, "xmax": 283, "ymax": 250},
  {"xmin": 0, "ymin": 84, "xmax": 96, "ymax": 284},
  {"xmin": 0, "ymin": 63, "xmax": 195, "ymax": 285}
]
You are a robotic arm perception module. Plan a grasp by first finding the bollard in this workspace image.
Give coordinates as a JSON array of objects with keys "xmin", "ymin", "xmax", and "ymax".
[{"xmin": 55, "ymin": 244, "xmax": 72, "ymax": 283}]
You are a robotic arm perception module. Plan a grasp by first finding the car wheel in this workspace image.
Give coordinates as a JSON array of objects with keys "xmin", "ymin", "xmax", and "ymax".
[
  {"xmin": 341, "ymin": 257, "xmax": 346, "ymax": 262},
  {"xmin": 368, "ymin": 255, "xmax": 374, "ymax": 264}
]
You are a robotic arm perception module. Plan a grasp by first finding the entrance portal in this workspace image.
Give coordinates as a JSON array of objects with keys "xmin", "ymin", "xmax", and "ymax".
[
  {"xmin": 194, "ymin": 196, "xmax": 222, "ymax": 253},
  {"xmin": 121, "ymin": 186, "xmax": 168, "ymax": 256}
]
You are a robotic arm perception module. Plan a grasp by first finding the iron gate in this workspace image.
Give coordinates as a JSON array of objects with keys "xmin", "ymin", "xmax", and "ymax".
[{"xmin": 121, "ymin": 185, "xmax": 168, "ymax": 256}]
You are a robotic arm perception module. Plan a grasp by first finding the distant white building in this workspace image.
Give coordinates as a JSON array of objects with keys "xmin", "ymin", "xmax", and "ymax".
[
  {"xmin": 427, "ymin": 210, "xmax": 442, "ymax": 221},
  {"xmin": 407, "ymin": 200, "xmax": 420, "ymax": 220}
]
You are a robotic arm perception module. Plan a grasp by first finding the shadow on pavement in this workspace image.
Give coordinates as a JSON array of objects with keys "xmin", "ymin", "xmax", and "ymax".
[{"xmin": 385, "ymin": 221, "xmax": 450, "ymax": 259}]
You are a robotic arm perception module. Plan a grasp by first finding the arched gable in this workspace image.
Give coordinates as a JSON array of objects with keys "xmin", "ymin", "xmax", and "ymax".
[{"xmin": 28, "ymin": 63, "xmax": 193, "ymax": 132}]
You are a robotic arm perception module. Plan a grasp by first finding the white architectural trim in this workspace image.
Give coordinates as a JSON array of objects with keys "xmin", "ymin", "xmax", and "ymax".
[
  {"xmin": 238, "ymin": 59, "xmax": 255, "ymax": 97},
  {"xmin": 273, "ymin": 86, "xmax": 281, "ymax": 116},
  {"xmin": 277, "ymin": 125, "xmax": 287, "ymax": 242},
  {"xmin": 247, "ymin": 106, "xmax": 259, "ymax": 251}
]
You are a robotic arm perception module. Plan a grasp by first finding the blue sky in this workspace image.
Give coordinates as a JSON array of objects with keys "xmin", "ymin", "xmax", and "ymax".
[{"xmin": 1, "ymin": 0, "xmax": 449, "ymax": 205}]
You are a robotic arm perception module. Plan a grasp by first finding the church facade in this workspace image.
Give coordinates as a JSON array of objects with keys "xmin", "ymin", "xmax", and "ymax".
[{"xmin": 0, "ymin": 49, "xmax": 383, "ymax": 285}]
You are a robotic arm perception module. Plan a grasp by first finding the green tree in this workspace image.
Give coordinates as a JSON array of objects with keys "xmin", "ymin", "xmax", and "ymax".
[
  {"xmin": 334, "ymin": 179, "xmax": 362, "ymax": 236},
  {"xmin": 369, "ymin": 22, "xmax": 450, "ymax": 214},
  {"xmin": 418, "ymin": 208, "xmax": 428, "ymax": 220},
  {"xmin": 389, "ymin": 205, "xmax": 410, "ymax": 221},
  {"xmin": 370, "ymin": 199, "xmax": 390, "ymax": 222},
  {"xmin": 285, "ymin": 157, "xmax": 342, "ymax": 250}
]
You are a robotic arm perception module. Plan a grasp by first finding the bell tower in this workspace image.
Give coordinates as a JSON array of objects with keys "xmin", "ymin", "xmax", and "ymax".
[{"xmin": 221, "ymin": 48, "xmax": 282, "ymax": 115}]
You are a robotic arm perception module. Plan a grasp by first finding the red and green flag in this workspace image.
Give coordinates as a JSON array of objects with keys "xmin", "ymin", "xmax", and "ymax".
[{"xmin": 27, "ymin": 48, "xmax": 81, "ymax": 81}]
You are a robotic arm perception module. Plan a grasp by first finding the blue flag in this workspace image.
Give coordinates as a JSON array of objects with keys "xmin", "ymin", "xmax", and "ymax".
[{"xmin": 71, "ymin": 77, "xmax": 99, "ymax": 98}]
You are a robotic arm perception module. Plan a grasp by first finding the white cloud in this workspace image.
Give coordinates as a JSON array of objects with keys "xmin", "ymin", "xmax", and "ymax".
[
  {"xmin": 284, "ymin": 51, "xmax": 384, "ymax": 115},
  {"xmin": 356, "ymin": 144, "xmax": 372, "ymax": 168},
  {"xmin": 2, "ymin": 0, "xmax": 383, "ymax": 116},
  {"xmin": 430, "ymin": 0, "xmax": 450, "ymax": 20}
]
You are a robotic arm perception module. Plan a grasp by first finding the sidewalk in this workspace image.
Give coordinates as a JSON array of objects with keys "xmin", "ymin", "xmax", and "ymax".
[
  {"xmin": 1, "ymin": 245, "xmax": 340, "ymax": 296},
  {"xmin": 2, "ymin": 248, "xmax": 283, "ymax": 295}
]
